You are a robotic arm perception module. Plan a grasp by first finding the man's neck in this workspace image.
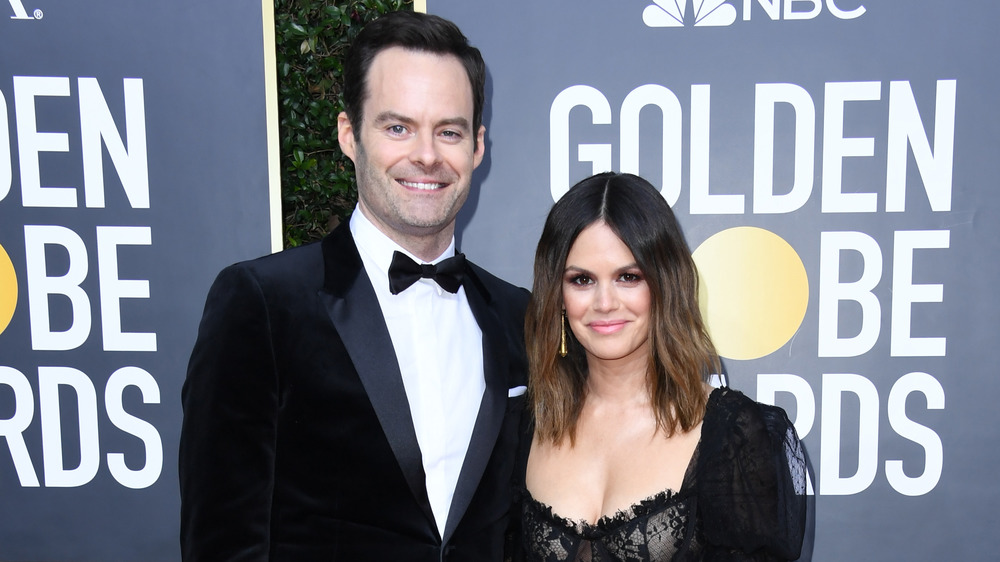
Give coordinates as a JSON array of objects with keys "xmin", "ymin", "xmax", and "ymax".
[{"xmin": 355, "ymin": 205, "xmax": 455, "ymax": 262}]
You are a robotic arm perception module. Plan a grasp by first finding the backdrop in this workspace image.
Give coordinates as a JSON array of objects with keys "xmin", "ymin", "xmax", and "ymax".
[
  {"xmin": 0, "ymin": 1, "xmax": 278, "ymax": 560},
  {"xmin": 429, "ymin": 0, "xmax": 999, "ymax": 560},
  {"xmin": 2, "ymin": 1, "xmax": 997, "ymax": 560}
]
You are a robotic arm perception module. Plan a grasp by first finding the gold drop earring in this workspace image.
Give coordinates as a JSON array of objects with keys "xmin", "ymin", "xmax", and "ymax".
[{"xmin": 559, "ymin": 310, "xmax": 568, "ymax": 357}]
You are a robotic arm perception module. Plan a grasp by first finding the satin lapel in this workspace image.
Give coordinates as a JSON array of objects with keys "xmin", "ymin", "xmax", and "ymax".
[
  {"xmin": 317, "ymin": 226, "xmax": 433, "ymax": 522},
  {"xmin": 443, "ymin": 269, "xmax": 508, "ymax": 543}
]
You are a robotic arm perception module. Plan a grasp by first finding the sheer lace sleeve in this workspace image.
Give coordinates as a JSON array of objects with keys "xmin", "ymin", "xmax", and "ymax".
[{"xmin": 698, "ymin": 388, "xmax": 807, "ymax": 561}]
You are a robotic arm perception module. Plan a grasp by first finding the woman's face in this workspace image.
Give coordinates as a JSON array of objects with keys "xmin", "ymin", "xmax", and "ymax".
[{"xmin": 562, "ymin": 221, "xmax": 652, "ymax": 368}]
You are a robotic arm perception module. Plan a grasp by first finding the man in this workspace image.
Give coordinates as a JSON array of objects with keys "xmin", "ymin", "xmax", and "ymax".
[{"xmin": 179, "ymin": 11, "xmax": 529, "ymax": 561}]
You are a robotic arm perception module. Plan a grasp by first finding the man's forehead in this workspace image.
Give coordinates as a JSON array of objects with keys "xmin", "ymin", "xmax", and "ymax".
[
  {"xmin": 361, "ymin": 47, "xmax": 475, "ymax": 117},
  {"xmin": 366, "ymin": 47, "xmax": 470, "ymax": 85}
]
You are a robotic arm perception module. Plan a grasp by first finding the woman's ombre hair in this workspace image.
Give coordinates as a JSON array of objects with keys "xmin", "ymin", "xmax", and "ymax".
[{"xmin": 526, "ymin": 172, "xmax": 719, "ymax": 444}]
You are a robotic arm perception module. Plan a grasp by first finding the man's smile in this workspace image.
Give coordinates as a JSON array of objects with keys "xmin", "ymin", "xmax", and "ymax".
[{"xmin": 398, "ymin": 179, "xmax": 447, "ymax": 190}]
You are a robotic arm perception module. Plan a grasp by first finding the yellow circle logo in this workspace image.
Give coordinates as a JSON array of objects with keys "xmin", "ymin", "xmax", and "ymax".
[
  {"xmin": 0, "ymin": 243, "xmax": 17, "ymax": 335},
  {"xmin": 692, "ymin": 227, "xmax": 808, "ymax": 360}
]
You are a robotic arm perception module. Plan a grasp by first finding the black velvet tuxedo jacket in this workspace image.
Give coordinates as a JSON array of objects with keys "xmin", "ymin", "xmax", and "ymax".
[{"xmin": 179, "ymin": 223, "xmax": 530, "ymax": 561}]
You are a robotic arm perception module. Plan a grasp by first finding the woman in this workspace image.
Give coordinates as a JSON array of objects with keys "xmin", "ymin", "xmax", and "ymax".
[{"xmin": 518, "ymin": 172, "xmax": 806, "ymax": 561}]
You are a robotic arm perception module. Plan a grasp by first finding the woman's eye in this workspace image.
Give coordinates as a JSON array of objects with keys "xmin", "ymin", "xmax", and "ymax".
[
  {"xmin": 567, "ymin": 274, "xmax": 592, "ymax": 286},
  {"xmin": 620, "ymin": 272, "xmax": 643, "ymax": 283}
]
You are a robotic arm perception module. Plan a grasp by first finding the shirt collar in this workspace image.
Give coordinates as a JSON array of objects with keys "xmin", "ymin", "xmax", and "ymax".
[{"xmin": 349, "ymin": 204, "xmax": 457, "ymax": 277}]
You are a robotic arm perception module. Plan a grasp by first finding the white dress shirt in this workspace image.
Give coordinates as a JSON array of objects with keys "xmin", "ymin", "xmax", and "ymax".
[{"xmin": 350, "ymin": 207, "xmax": 485, "ymax": 537}]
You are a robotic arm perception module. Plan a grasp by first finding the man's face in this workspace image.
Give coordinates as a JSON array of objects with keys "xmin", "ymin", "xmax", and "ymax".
[{"xmin": 338, "ymin": 47, "xmax": 485, "ymax": 252}]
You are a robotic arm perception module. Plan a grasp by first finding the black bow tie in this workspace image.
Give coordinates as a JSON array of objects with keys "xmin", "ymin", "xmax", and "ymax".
[{"xmin": 388, "ymin": 251, "xmax": 466, "ymax": 295}]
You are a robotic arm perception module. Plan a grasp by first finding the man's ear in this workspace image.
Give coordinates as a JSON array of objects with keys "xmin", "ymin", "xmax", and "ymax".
[
  {"xmin": 338, "ymin": 112, "xmax": 357, "ymax": 162},
  {"xmin": 473, "ymin": 124, "xmax": 486, "ymax": 169}
]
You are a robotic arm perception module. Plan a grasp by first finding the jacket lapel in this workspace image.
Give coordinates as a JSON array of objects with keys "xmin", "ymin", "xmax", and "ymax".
[
  {"xmin": 317, "ymin": 225, "xmax": 435, "ymax": 527},
  {"xmin": 442, "ymin": 267, "xmax": 509, "ymax": 543}
]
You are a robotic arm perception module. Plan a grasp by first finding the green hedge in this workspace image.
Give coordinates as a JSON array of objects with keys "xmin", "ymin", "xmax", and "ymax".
[{"xmin": 275, "ymin": 0, "xmax": 412, "ymax": 248}]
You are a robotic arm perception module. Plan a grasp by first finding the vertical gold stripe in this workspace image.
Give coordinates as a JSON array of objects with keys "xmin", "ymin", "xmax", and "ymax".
[{"xmin": 262, "ymin": 0, "xmax": 283, "ymax": 252}]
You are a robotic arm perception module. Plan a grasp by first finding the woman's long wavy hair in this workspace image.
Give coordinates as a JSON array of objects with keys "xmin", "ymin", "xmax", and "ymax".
[{"xmin": 526, "ymin": 172, "xmax": 720, "ymax": 445}]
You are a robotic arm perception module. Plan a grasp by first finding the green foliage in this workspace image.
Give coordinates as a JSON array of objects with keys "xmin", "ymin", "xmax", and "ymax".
[{"xmin": 275, "ymin": 0, "xmax": 412, "ymax": 247}]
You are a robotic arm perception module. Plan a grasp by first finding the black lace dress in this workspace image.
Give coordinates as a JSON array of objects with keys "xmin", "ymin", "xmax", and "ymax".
[{"xmin": 516, "ymin": 387, "xmax": 807, "ymax": 562}]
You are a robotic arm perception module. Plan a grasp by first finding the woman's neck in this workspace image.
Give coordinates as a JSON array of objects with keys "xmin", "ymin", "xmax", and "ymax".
[{"xmin": 584, "ymin": 353, "xmax": 651, "ymax": 407}]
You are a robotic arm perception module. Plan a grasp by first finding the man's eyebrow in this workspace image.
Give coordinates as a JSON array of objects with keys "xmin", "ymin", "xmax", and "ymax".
[
  {"xmin": 372, "ymin": 111, "xmax": 416, "ymax": 127},
  {"xmin": 436, "ymin": 116, "xmax": 472, "ymax": 131},
  {"xmin": 371, "ymin": 111, "xmax": 471, "ymax": 131}
]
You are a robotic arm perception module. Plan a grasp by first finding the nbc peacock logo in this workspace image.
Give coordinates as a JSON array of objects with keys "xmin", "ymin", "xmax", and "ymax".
[
  {"xmin": 642, "ymin": 0, "xmax": 738, "ymax": 27},
  {"xmin": 642, "ymin": 0, "xmax": 866, "ymax": 27}
]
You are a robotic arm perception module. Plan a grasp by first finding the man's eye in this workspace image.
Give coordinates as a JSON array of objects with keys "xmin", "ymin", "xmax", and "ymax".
[{"xmin": 388, "ymin": 125, "xmax": 407, "ymax": 135}]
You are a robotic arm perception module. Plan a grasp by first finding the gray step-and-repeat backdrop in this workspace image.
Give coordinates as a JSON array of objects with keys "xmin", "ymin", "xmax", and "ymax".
[
  {"xmin": 430, "ymin": 0, "xmax": 998, "ymax": 560},
  {"xmin": 0, "ymin": 1, "xmax": 278, "ymax": 560},
  {"xmin": 2, "ymin": 0, "xmax": 997, "ymax": 559}
]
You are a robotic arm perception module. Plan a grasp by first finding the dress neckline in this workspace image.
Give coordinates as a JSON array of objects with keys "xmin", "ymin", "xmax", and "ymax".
[
  {"xmin": 522, "ymin": 387, "xmax": 726, "ymax": 535},
  {"xmin": 524, "ymin": 485, "xmax": 688, "ymax": 538}
]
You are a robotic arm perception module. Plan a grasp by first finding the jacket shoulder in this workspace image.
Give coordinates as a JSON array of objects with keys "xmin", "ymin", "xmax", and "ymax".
[
  {"xmin": 209, "ymin": 240, "xmax": 329, "ymax": 298},
  {"xmin": 466, "ymin": 261, "xmax": 530, "ymax": 308}
]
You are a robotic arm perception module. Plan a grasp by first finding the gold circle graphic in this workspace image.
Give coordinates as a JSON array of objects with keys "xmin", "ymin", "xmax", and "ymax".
[
  {"xmin": 0, "ymin": 243, "xmax": 17, "ymax": 335},
  {"xmin": 692, "ymin": 227, "xmax": 808, "ymax": 360}
]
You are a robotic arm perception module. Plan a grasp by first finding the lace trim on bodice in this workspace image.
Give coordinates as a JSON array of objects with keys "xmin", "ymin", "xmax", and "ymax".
[
  {"xmin": 521, "ymin": 485, "xmax": 700, "ymax": 561},
  {"xmin": 523, "ymin": 487, "xmax": 686, "ymax": 539}
]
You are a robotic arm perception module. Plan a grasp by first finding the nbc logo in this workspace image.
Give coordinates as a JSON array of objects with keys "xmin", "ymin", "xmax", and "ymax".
[
  {"xmin": 642, "ymin": 0, "xmax": 865, "ymax": 28},
  {"xmin": 643, "ymin": 0, "xmax": 737, "ymax": 27}
]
